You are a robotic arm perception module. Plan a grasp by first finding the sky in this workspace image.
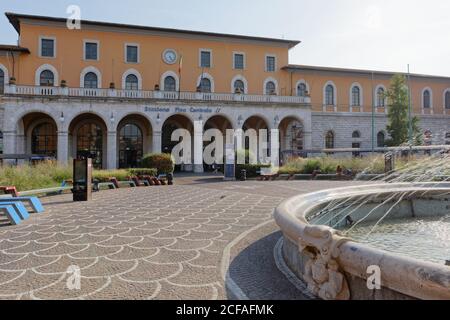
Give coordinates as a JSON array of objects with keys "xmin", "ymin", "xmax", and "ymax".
[{"xmin": 1, "ymin": 0, "xmax": 450, "ymax": 77}]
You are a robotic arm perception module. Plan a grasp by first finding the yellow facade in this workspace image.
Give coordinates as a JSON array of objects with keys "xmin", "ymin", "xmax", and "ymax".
[{"xmin": 1, "ymin": 12, "xmax": 450, "ymax": 115}]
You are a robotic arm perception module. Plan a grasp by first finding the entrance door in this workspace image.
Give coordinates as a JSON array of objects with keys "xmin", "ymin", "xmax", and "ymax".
[
  {"xmin": 77, "ymin": 123, "xmax": 103, "ymax": 169},
  {"xmin": 119, "ymin": 124, "xmax": 143, "ymax": 168},
  {"xmin": 119, "ymin": 149, "xmax": 139, "ymax": 168}
]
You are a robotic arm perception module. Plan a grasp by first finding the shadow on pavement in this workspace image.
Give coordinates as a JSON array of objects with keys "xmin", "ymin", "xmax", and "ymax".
[{"xmin": 226, "ymin": 231, "xmax": 309, "ymax": 300}]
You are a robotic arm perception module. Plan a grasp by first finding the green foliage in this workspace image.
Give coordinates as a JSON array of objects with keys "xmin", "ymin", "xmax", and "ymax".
[
  {"xmin": 141, "ymin": 153, "xmax": 175, "ymax": 174},
  {"xmin": 0, "ymin": 165, "xmax": 53, "ymax": 191},
  {"xmin": 385, "ymin": 74, "xmax": 421, "ymax": 146},
  {"xmin": 235, "ymin": 149, "xmax": 257, "ymax": 165},
  {"xmin": 0, "ymin": 161, "xmax": 156, "ymax": 191},
  {"xmin": 279, "ymin": 156, "xmax": 386, "ymax": 175},
  {"xmin": 302, "ymin": 159, "xmax": 322, "ymax": 174},
  {"xmin": 92, "ymin": 170, "xmax": 130, "ymax": 182},
  {"xmin": 127, "ymin": 168, "xmax": 158, "ymax": 177},
  {"xmin": 235, "ymin": 164, "xmax": 271, "ymax": 179}
]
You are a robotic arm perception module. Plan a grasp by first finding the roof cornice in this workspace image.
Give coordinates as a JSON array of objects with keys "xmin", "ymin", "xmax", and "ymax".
[
  {"xmin": 283, "ymin": 64, "xmax": 450, "ymax": 81},
  {"xmin": 5, "ymin": 12, "xmax": 301, "ymax": 49}
]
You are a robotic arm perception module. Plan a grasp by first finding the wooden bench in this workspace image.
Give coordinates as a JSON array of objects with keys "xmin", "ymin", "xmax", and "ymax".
[
  {"xmin": 258, "ymin": 174, "xmax": 279, "ymax": 181},
  {"xmin": 0, "ymin": 186, "xmax": 19, "ymax": 197},
  {"xmin": 98, "ymin": 182, "xmax": 116, "ymax": 190},
  {"xmin": 109, "ymin": 178, "xmax": 137, "ymax": 188},
  {"xmin": 20, "ymin": 186, "xmax": 73, "ymax": 197},
  {"xmin": 130, "ymin": 176, "xmax": 150, "ymax": 187}
]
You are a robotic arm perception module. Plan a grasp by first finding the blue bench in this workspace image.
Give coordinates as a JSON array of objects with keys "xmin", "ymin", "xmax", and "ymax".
[
  {"xmin": 0, "ymin": 197, "xmax": 44, "ymax": 213},
  {"xmin": 0, "ymin": 201, "xmax": 30, "ymax": 220},
  {"xmin": 0, "ymin": 205, "xmax": 23, "ymax": 225}
]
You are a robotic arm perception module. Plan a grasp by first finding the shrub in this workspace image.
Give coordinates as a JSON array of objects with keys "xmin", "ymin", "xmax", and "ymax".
[
  {"xmin": 0, "ymin": 165, "xmax": 54, "ymax": 191},
  {"xmin": 93, "ymin": 169, "xmax": 130, "ymax": 182},
  {"xmin": 128, "ymin": 168, "xmax": 158, "ymax": 177},
  {"xmin": 235, "ymin": 164, "xmax": 271, "ymax": 179},
  {"xmin": 279, "ymin": 155, "xmax": 387, "ymax": 175},
  {"xmin": 235, "ymin": 149, "xmax": 256, "ymax": 165},
  {"xmin": 302, "ymin": 159, "xmax": 322, "ymax": 174},
  {"xmin": 141, "ymin": 153, "xmax": 174, "ymax": 174},
  {"xmin": 0, "ymin": 162, "xmax": 158, "ymax": 192}
]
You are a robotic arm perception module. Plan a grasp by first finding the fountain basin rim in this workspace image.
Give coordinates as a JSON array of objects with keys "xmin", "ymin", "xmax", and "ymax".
[{"xmin": 275, "ymin": 182, "xmax": 450, "ymax": 300}]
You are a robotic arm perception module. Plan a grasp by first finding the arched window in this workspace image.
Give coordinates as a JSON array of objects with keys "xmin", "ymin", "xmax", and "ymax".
[
  {"xmin": 234, "ymin": 80, "xmax": 245, "ymax": 93},
  {"xmin": 325, "ymin": 85, "xmax": 334, "ymax": 105},
  {"xmin": 423, "ymin": 90, "xmax": 431, "ymax": 109},
  {"xmin": 119, "ymin": 124, "xmax": 143, "ymax": 168},
  {"xmin": 352, "ymin": 131, "xmax": 361, "ymax": 139},
  {"xmin": 125, "ymin": 74, "xmax": 139, "ymax": 90},
  {"xmin": 297, "ymin": 83, "xmax": 307, "ymax": 97},
  {"xmin": 325, "ymin": 131, "xmax": 334, "ymax": 149},
  {"xmin": 351, "ymin": 86, "xmax": 361, "ymax": 106},
  {"xmin": 446, "ymin": 91, "xmax": 450, "ymax": 109},
  {"xmin": 39, "ymin": 70, "xmax": 55, "ymax": 86},
  {"xmin": 377, "ymin": 131, "xmax": 385, "ymax": 148},
  {"xmin": 84, "ymin": 72, "xmax": 98, "ymax": 89},
  {"xmin": 445, "ymin": 132, "xmax": 450, "ymax": 145},
  {"xmin": 0, "ymin": 69, "xmax": 4, "ymax": 94},
  {"xmin": 164, "ymin": 76, "xmax": 176, "ymax": 91},
  {"xmin": 31, "ymin": 122, "xmax": 57, "ymax": 157},
  {"xmin": 265, "ymin": 81, "xmax": 276, "ymax": 95},
  {"xmin": 200, "ymin": 78, "xmax": 211, "ymax": 93},
  {"xmin": 377, "ymin": 87, "xmax": 385, "ymax": 107}
]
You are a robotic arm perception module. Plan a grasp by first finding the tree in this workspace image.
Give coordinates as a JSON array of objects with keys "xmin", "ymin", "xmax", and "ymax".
[{"xmin": 385, "ymin": 74, "xmax": 421, "ymax": 146}]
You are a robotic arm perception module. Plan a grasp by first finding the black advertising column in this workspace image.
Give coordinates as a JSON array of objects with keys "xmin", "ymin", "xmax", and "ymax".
[{"xmin": 73, "ymin": 158, "xmax": 93, "ymax": 201}]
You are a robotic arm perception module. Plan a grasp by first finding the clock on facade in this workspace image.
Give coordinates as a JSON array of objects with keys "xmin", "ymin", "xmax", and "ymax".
[{"xmin": 163, "ymin": 49, "xmax": 178, "ymax": 64}]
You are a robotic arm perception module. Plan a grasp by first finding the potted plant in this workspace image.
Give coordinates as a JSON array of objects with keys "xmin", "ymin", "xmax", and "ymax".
[
  {"xmin": 59, "ymin": 80, "xmax": 69, "ymax": 95},
  {"xmin": 195, "ymin": 86, "xmax": 204, "ymax": 99},
  {"xmin": 109, "ymin": 82, "xmax": 115, "ymax": 89},
  {"xmin": 9, "ymin": 77, "xmax": 16, "ymax": 85},
  {"xmin": 154, "ymin": 84, "xmax": 160, "ymax": 91}
]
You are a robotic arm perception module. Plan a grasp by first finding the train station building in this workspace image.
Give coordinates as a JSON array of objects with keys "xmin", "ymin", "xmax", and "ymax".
[{"xmin": 0, "ymin": 12, "xmax": 449, "ymax": 170}]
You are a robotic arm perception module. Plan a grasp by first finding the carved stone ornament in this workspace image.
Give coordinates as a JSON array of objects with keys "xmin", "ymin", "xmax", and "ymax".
[{"xmin": 298, "ymin": 224, "xmax": 351, "ymax": 300}]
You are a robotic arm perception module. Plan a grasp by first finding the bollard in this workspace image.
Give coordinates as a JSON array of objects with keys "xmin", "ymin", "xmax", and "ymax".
[
  {"xmin": 240, "ymin": 169, "xmax": 247, "ymax": 181},
  {"xmin": 167, "ymin": 173, "xmax": 174, "ymax": 185}
]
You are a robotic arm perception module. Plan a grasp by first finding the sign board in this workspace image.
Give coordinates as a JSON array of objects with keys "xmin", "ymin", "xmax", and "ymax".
[{"xmin": 73, "ymin": 158, "xmax": 93, "ymax": 201}]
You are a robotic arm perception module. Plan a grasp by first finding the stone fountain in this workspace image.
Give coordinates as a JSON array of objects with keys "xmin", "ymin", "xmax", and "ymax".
[{"xmin": 275, "ymin": 152, "xmax": 450, "ymax": 300}]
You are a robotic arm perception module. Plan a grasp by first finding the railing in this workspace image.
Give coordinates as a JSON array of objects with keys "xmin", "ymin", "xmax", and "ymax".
[{"xmin": 4, "ymin": 84, "xmax": 311, "ymax": 104}]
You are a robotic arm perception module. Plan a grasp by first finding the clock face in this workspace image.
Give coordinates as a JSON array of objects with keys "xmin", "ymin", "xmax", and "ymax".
[{"xmin": 163, "ymin": 49, "xmax": 177, "ymax": 64}]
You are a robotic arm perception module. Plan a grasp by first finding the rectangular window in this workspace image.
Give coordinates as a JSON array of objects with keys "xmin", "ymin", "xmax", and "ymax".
[
  {"xmin": 41, "ymin": 38, "xmax": 55, "ymax": 57},
  {"xmin": 85, "ymin": 42, "xmax": 98, "ymax": 60},
  {"xmin": 266, "ymin": 56, "xmax": 276, "ymax": 72},
  {"xmin": 234, "ymin": 53, "xmax": 244, "ymax": 70},
  {"xmin": 126, "ymin": 45, "xmax": 139, "ymax": 63},
  {"xmin": 200, "ymin": 50, "xmax": 211, "ymax": 68}
]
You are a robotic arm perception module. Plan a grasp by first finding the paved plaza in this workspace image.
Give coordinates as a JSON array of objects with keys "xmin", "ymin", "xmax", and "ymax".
[{"xmin": 0, "ymin": 177, "xmax": 370, "ymax": 300}]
